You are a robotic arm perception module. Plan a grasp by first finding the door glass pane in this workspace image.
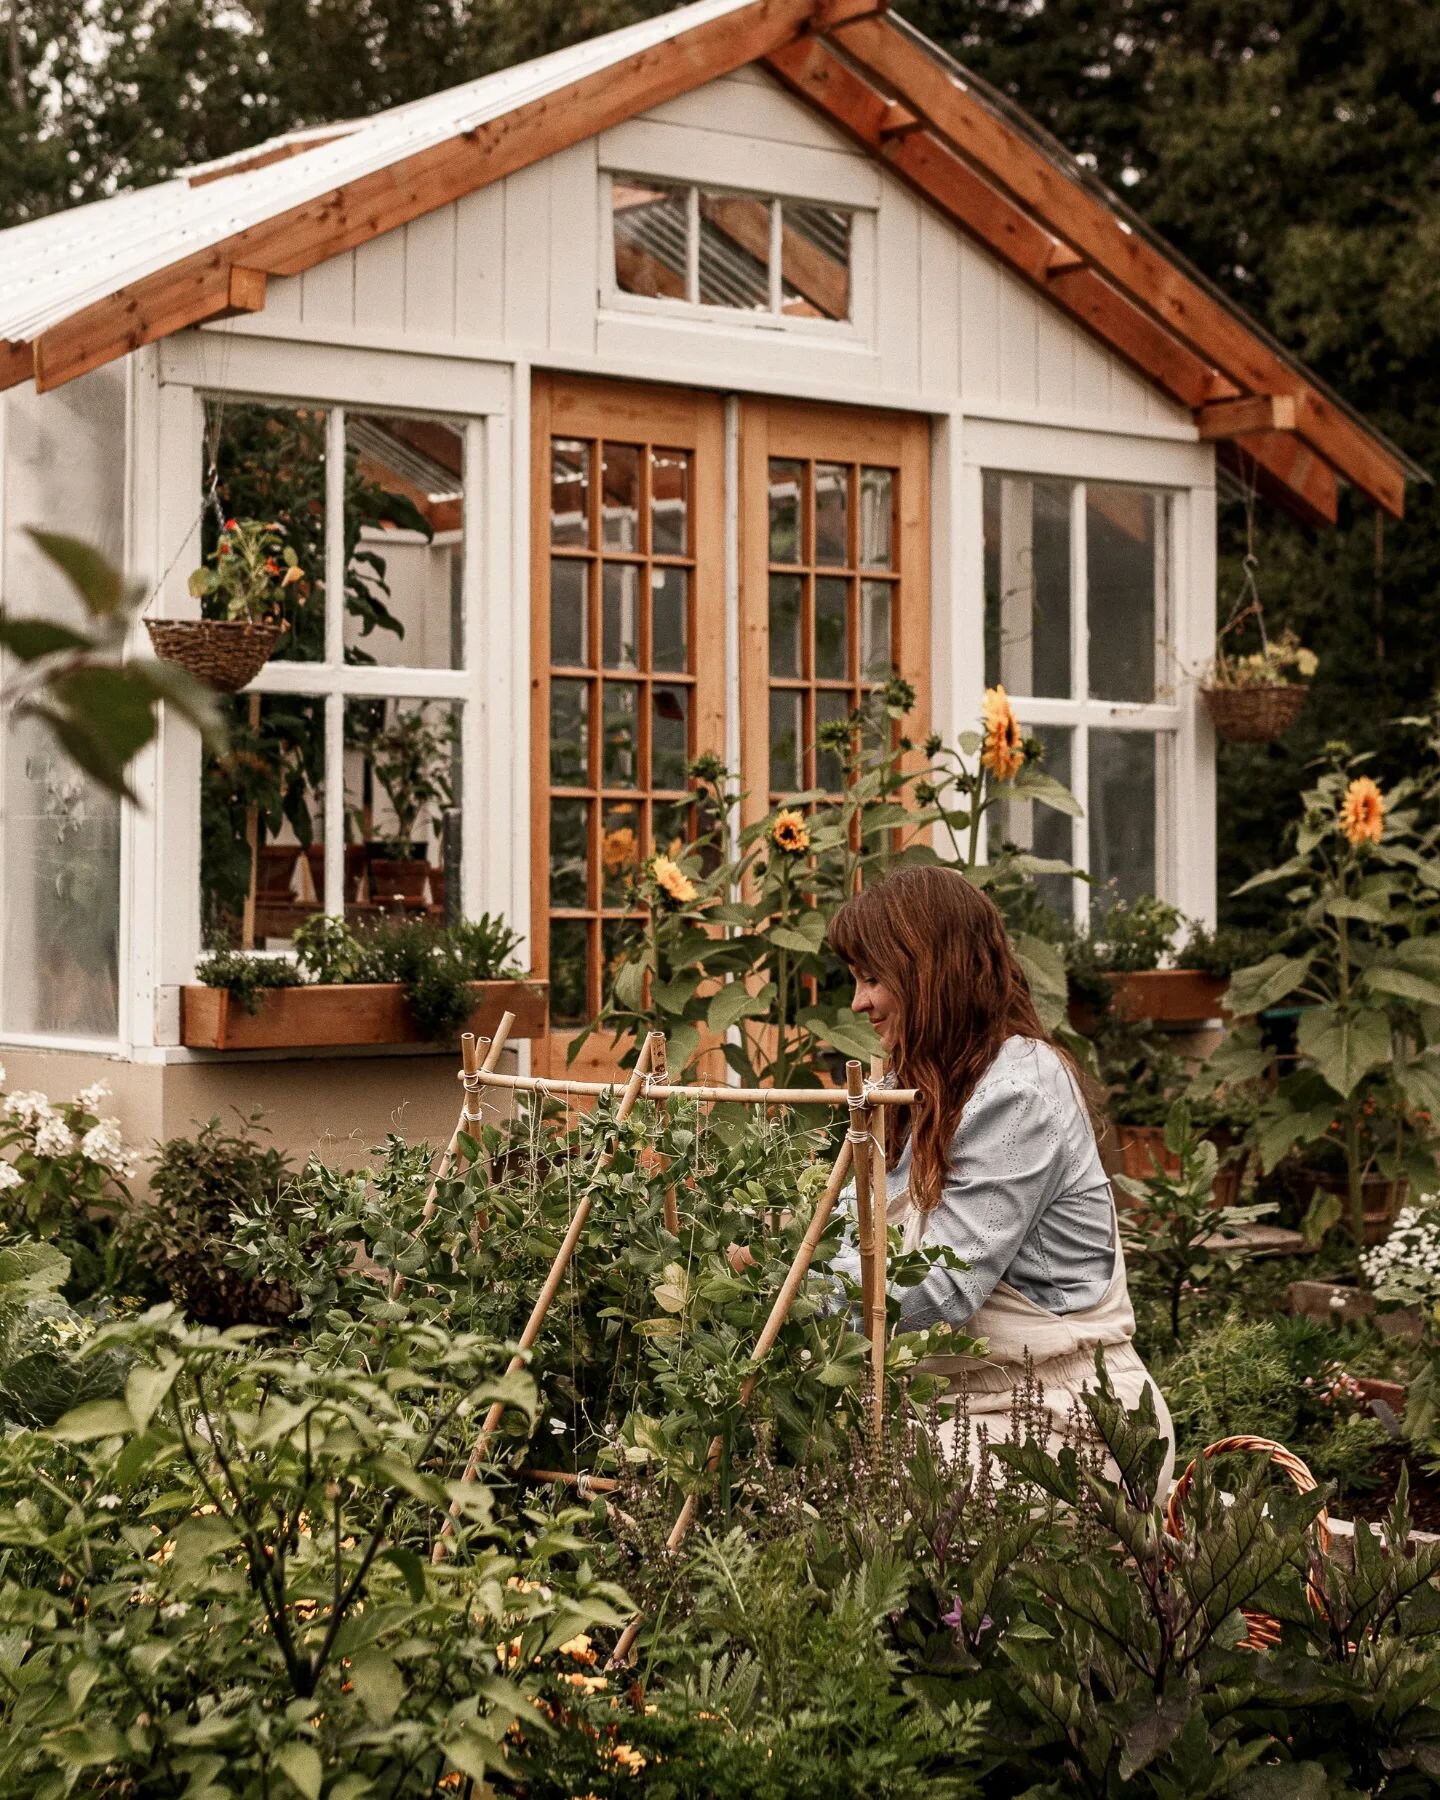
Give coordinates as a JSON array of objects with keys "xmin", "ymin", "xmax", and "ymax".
[
  {"xmin": 651, "ymin": 449, "xmax": 690, "ymax": 554},
  {"xmin": 652, "ymin": 566, "xmax": 687, "ymax": 672},
  {"xmin": 861, "ymin": 579, "xmax": 892, "ymax": 680},
  {"xmin": 815, "ymin": 463, "xmax": 848, "ymax": 565},
  {"xmin": 770, "ymin": 690, "xmax": 803, "ymax": 793},
  {"xmin": 1089, "ymin": 486, "xmax": 1165, "ymax": 703},
  {"xmin": 769, "ymin": 574, "xmax": 802, "ymax": 678},
  {"xmin": 207, "ymin": 400, "xmax": 327, "ymax": 664},
  {"xmin": 601, "ymin": 442, "xmax": 641, "ymax": 551},
  {"xmin": 780, "ymin": 202, "xmax": 851, "ymax": 321},
  {"xmin": 1088, "ymin": 729, "xmax": 1158, "ymax": 912},
  {"xmin": 816, "ymin": 689, "xmax": 850, "ymax": 792},
  {"xmin": 652, "ymin": 685, "xmax": 690, "ymax": 789},
  {"xmin": 550, "ymin": 558, "xmax": 589, "ymax": 667},
  {"xmin": 983, "ymin": 473, "xmax": 1072, "ymax": 699},
  {"xmin": 601, "ymin": 802, "xmax": 641, "ymax": 905},
  {"xmin": 549, "ymin": 680, "xmax": 589, "ymax": 785},
  {"xmin": 993, "ymin": 723, "xmax": 1074, "ymax": 923},
  {"xmin": 602, "ymin": 682, "xmax": 639, "ymax": 786},
  {"xmin": 551, "ymin": 439, "xmax": 591, "ymax": 546},
  {"xmin": 698, "ymin": 189, "xmax": 770, "ymax": 310},
  {"xmin": 549, "ymin": 920, "xmax": 590, "ymax": 1026},
  {"xmin": 549, "ymin": 800, "xmax": 590, "ymax": 910},
  {"xmin": 653, "ymin": 798, "xmax": 692, "ymax": 860},
  {"xmin": 601, "ymin": 920, "xmax": 639, "ymax": 1006},
  {"xmin": 343, "ymin": 413, "xmax": 464, "ymax": 669},
  {"xmin": 613, "ymin": 180, "xmax": 688, "ymax": 301},
  {"xmin": 814, "ymin": 576, "xmax": 848, "ymax": 680},
  {"xmin": 859, "ymin": 467, "xmax": 893, "ymax": 569},
  {"xmin": 603, "ymin": 563, "xmax": 640, "ymax": 670},
  {"xmin": 769, "ymin": 459, "xmax": 803, "ymax": 562},
  {"xmin": 343, "ymin": 698, "xmax": 459, "ymax": 919}
]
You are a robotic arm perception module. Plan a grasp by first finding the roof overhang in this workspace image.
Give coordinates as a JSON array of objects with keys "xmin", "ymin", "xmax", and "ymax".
[{"xmin": 0, "ymin": 0, "xmax": 1416, "ymax": 525}]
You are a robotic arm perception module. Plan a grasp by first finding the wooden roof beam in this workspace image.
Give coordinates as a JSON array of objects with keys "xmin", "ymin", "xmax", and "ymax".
[
  {"xmin": 34, "ymin": 264, "xmax": 265, "ymax": 393},
  {"xmin": 823, "ymin": 15, "xmax": 1405, "ymax": 517},
  {"xmin": 1, "ymin": 339, "xmax": 33, "ymax": 392},
  {"xmin": 1196, "ymin": 393, "xmax": 1298, "ymax": 439},
  {"xmin": 1219, "ymin": 435, "xmax": 1338, "ymax": 531},
  {"xmin": 879, "ymin": 101, "xmax": 922, "ymax": 139},
  {"xmin": 763, "ymin": 36, "xmax": 1336, "ymax": 527}
]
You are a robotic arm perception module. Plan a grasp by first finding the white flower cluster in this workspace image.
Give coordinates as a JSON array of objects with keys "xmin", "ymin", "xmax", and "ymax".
[
  {"xmin": 0, "ymin": 1080, "xmax": 136, "ymax": 1180},
  {"xmin": 34, "ymin": 1115, "xmax": 75, "ymax": 1158},
  {"xmin": 80, "ymin": 1116, "xmax": 137, "ymax": 1180},
  {"xmin": 0, "ymin": 1162, "xmax": 21, "ymax": 1192},
  {"xmin": 1361, "ymin": 1196, "xmax": 1440, "ymax": 1305},
  {"xmin": 76, "ymin": 1081, "xmax": 111, "ymax": 1113},
  {"xmin": 3, "ymin": 1089, "xmax": 55, "ymax": 1129}
]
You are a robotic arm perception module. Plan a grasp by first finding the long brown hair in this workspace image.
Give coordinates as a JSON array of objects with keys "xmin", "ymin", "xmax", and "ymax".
[{"xmin": 828, "ymin": 865, "xmax": 1085, "ymax": 1212}]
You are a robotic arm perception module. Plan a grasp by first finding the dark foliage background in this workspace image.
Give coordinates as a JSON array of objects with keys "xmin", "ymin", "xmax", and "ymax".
[{"xmin": 5, "ymin": 0, "xmax": 1436, "ymax": 924}]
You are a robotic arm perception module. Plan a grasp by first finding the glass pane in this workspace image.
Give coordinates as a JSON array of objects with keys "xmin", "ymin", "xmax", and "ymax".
[
  {"xmin": 697, "ymin": 189, "xmax": 770, "ymax": 311},
  {"xmin": 2, "ymin": 374, "xmax": 123, "ymax": 1037},
  {"xmin": 861, "ymin": 579, "xmax": 893, "ymax": 681},
  {"xmin": 549, "ymin": 680, "xmax": 589, "ymax": 786},
  {"xmin": 1089, "ymin": 486, "xmax": 1165, "ymax": 703},
  {"xmin": 207, "ymin": 400, "xmax": 326, "ymax": 663},
  {"xmin": 652, "ymin": 566, "xmax": 688, "ymax": 673},
  {"xmin": 343, "ymin": 699, "xmax": 458, "ymax": 919},
  {"xmin": 815, "ymin": 463, "xmax": 848, "ymax": 566},
  {"xmin": 652, "ymin": 684, "xmax": 690, "ymax": 789},
  {"xmin": 550, "ymin": 558, "xmax": 589, "ymax": 667},
  {"xmin": 653, "ymin": 798, "xmax": 692, "ymax": 861},
  {"xmin": 780, "ymin": 201, "xmax": 851, "ymax": 321},
  {"xmin": 601, "ymin": 920, "xmax": 639, "ymax": 1007},
  {"xmin": 769, "ymin": 573, "xmax": 802, "ymax": 678},
  {"xmin": 769, "ymin": 458, "xmax": 803, "ymax": 562},
  {"xmin": 601, "ymin": 442, "xmax": 641, "ymax": 551},
  {"xmin": 201, "ymin": 694, "xmax": 327, "ymax": 951},
  {"xmin": 551, "ymin": 439, "xmax": 591, "ymax": 547},
  {"xmin": 993, "ymin": 724, "xmax": 1074, "ymax": 923},
  {"xmin": 343, "ymin": 413, "xmax": 464, "ymax": 669},
  {"xmin": 549, "ymin": 800, "xmax": 591, "ymax": 910},
  {"xmin": 769, "ymin": 689, "xmax": 803, "ymax": 793},
  {"xmin": 601, "ymin": 802, "xmax": 642, "ymax": 906},
  {"xmin": 859, "ymin": 466, "xmax": 894, "ymax": 569},
  {"xmin": 613, "ymin": 180, "xmax": 688, "ymax": 301},
  {"xmin": 602, "ymin": 682, "xmax": 639, "ymax": 787},
  {"xmin": 652, "ymin": 449, "xmax": 690, "ymax": 555},
  {"xmin": 983, "ymin": 473, "xmax": 1073, "ymax": 699},
  {"xmin": 815, "ymin": 576, "xmax": 848, "ymax": 681},
  {"xmin": 1088, "ymin": 729, "xmax": 1159, "ymax": 912},
  {"xmin": 549, "ymin": 919, "xmax": 590, "ymax": 1026},
  {"xmin": 603, "ymin": 563, "xmax": 640, "ymax": 670},
  {"xmin": 816, "ymin": 689, "xmax": 850, "ymax": 793}
]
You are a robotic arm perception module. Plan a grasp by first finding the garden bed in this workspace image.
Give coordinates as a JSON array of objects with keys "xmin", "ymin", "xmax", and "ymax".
[{"xmin": 179, "ymin": 977, "xmax": 547, "ymax": 1050}]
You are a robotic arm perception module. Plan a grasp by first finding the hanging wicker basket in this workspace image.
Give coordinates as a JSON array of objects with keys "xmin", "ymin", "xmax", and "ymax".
[
  {"xmin": 1200, "ymin": 682, "xmax": 1308, "ymax": 745},
  {"xmin": 145, "ymin": 618, "xmax": 283, "ymax": 693}
]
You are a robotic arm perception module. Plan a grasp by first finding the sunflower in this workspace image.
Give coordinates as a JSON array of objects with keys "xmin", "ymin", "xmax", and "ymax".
[
  {"xmin": 650, "ymin": 855, "xmax": 697, "ymax": 905},
  {"xmin": 1340, "ymin": 775, "xmax": 1385, "ymax": 847},
  {"xmin": 981, "ymin": 685, "xmax": 1025, "ymax": 782},
  {"xmin": 770, "ymin": 809, "xmax": 811, "ymax": 855},
  {"xmin": 601, "ymin": 825, "xmax": 638, "ymax": 876}
]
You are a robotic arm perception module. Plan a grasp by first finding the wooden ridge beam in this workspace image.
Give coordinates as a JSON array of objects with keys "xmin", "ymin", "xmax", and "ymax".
[
  {"xmin": 24, "ymin": 0, "xmax": 854, "ymax": 393},
  {"xmin": 822, "ymin": 15, "xmax": 1404, "ymax": 516},
  {"xmin": 1196, "ymin": 393, "xmax": 1298, "ymax": 439},
  {"xmin": 764, "ymin": 36, "xmax": 1336, "ymax": 527}
]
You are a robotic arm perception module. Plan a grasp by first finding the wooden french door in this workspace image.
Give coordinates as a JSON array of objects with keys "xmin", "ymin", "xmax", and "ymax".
[
  {"xmin": 531, "ymin": 374, "xmax": 725, "ymax": 1075},
  {"xmin": 738, "ymin": 399, "xmax": 930, "ymax": 826}
]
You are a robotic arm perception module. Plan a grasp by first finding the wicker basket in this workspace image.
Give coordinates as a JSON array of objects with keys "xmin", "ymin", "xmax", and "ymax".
[
  {"xmin": 1201, "ymin": 682, "xmax": 1307, "ymax": 745},
  {"xmin": 1164, "ymin": 1434, "xmax": 1329, "ymax": 1650},
  {"xmin": 145, "ymin": 618, "xmax": 282, "ymax": 693}
]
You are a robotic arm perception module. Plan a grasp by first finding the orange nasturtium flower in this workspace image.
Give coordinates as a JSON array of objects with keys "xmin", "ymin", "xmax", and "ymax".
[
  {"xmin": 1340, "ymin": 776, "xmax": 1385, "ymax": 847},
  {"xmin": 770, "ymin": 809, "xmax": 810, "ymax": 855},
  {"xmin": 650, "ymin": 855, "xmax": 697, "ymax": 905},
  {"xmin": 981, "ymin": 685, "xmax": 1026, "ymax": 782}
]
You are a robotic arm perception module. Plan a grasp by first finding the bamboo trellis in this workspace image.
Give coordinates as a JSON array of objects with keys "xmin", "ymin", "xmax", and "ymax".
[{"xmin": 427, "ymin": 1021, "xmax": 913, "ymax": 1661}]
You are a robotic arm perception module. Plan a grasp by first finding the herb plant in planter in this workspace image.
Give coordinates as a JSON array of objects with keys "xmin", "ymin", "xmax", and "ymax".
[
  {"xmin": 149, "ymin": 516, "xmax": 306, "ymax": 692},
  {"xmin": 355, "ymin": 705, "xmax": 454, "ymax": 904}
]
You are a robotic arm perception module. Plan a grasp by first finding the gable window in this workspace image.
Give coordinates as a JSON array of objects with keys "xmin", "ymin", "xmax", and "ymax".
[
  {"xmin": 611, "ymin": 177, "xmax": 853, "ymax": 322},
  {"xmin": 983, "ymin": 472, "xmax": 1176, "ymax": 923}
]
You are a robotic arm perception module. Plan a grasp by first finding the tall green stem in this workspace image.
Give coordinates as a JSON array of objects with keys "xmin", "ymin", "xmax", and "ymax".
[
  {"xmin": 1334, "ymin": 850, "xmax": 1366, "ymax": 1252},
  {"xmin": 965, "ymin": 775, "xmax": 986, "ymax": 874}
]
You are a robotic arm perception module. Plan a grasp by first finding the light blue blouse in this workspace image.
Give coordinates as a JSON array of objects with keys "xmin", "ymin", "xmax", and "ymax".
[{"xmin": 830, "ymin": 1036, "xmax": 1117, "ymax": 1330}]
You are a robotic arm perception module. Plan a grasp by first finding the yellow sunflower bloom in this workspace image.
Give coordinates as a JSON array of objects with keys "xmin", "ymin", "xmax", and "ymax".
[
  {"xmin": 771, "ymin": 809, "xmax": 811, "ymax": 854},
  {"xmin": 601, "ymin": 825, "xmax": 638, "ymax": 875},
  {"xmin": 651, "ymin": 855, "xmax": 697, "ymax": 905},
  {"xmin": 1340, "ymin": 776, "xmax": 1384, "ymax": 846},
  {"xmin": 981, "ymin": 685, "xmax": 1026, "ymax": 782}
]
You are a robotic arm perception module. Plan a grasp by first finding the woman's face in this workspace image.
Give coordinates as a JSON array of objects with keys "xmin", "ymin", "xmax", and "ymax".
[{"xmin": 850, "ymin": 969, "xmax": 901, "ymax": 1054}]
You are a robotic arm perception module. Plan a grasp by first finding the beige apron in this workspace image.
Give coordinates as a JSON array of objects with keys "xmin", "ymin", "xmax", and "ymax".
[{"xmin": 897, "ymin": 1187, "xmax": 1176, "ymax": 1497}]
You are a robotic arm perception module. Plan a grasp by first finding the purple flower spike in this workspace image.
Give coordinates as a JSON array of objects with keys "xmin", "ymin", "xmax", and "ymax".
[{"xmin": 942, "ymin": 1595, "xmax": 992, "ymax": 1642}]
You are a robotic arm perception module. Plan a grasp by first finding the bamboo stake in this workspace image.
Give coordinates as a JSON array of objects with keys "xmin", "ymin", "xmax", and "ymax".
[
  {"xmin": 434, "ymin": 1034, "xmax": 657, "ymax": 1558},
  {"xmin": 648, "ymin": 1032, "xmax": 680, "ymax": 1237},
  {"xmin": 868, "ymin": 1053, "xmax": 889, "ymax": 1439},
  {"xmin": 608, "ymin": 1126, "xmax": 856, "ymax": 1667},
  {"xmin": 848, "ymin": 1060, "xmax": 876, "ymax": 1347},
  {"xmin": 461, "ymin": 1068, "xmax": 917, "ymax": 1107},
  {"xmin": 520, "ymin": 1467, "xmax": 620, "ymax": 1495}
]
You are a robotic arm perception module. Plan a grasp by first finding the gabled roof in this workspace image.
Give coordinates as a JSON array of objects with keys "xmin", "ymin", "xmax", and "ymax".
[{"xmin": 0, "ymin": 0, "xmax": 1417, "ymax": 524}]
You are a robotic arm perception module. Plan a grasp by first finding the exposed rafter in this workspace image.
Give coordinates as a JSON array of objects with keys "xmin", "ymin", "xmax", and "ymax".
[{"xmin": 1196, "ymin": 394, "xmax": 1299, "ymax": 439}]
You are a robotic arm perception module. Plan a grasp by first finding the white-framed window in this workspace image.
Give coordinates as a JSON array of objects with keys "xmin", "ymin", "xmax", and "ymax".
[
  {"xmin": 983, "ymin": 471, "xmax": 1178, "ymax": 923},
  {"xmin": 604, "ymin": 172, "xmax": 858, "ymax": 328}
]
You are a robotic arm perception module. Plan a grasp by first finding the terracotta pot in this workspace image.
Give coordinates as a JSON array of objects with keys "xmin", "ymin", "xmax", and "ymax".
[
  {"xmin": 369, "ymin": 858, "xmax": 430, "ymax": 904},
  {"xmin": 1114, "ymin": 1125, "xmax": 1179, "ymax": 1198},
  {"xmin": 256, "ymin": 845, "xmax": 300, "ymax": 899},
  {"xmin": 1314, "ymin": 1172, "xmax": 1408, "ymax": 1244}
]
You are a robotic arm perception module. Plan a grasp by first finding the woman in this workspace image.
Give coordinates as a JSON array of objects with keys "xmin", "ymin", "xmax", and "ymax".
[{"xmin": 827, "ymin": 864, "xmax": 1173, "ymax": 1491}]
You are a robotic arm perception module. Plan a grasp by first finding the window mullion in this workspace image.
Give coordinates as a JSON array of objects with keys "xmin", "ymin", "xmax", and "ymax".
[
  {"xmin": 325, "ymin": 408, "xmax": 346, "ymax": 669},
  {"xmin": 1071, "ymin": 721, "xmax": 1090, "ymax": 928},
  {"xmin": 686, "ymin": 185, "xmax": 700, "ymax": 305},
  {"xmin": 1071, "ymin": 483, "xmax": 1090, "ymax": 925},
  {"xmin": 769, "ymin": 198, "xmax": 782, "ymax": 314},
  {"xmin": 324, "ymin": 695, "xmax": 344, "ymax": 921}
]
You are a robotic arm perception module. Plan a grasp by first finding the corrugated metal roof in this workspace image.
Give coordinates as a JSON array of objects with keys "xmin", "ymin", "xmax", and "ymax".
[{"xmin": 0, "ymin": 0, "xmax": 758, "ymax": 343}]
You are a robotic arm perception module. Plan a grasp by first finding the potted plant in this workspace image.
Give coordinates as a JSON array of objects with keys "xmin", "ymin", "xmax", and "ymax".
[
  {"xmin": 1067, "ymin": 895, "xmax": 1233, "ymax": 1027},
  {"xmin": 149, "ymin": 517, "xmax": 305, "ymax": 692},
  {"xmin": 1200, "ymin": 623, "xmax": 1318, "ymax": 745},
  {"xmin": 358, "ymin": 708, "xmax": 452, "ymax": 905}
]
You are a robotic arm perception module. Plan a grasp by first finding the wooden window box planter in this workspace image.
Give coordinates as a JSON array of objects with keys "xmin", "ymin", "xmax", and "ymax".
[
  {"xmin": 180, "ymin": 979, "xmax": 548, "ymax": 1051},
  {"xmin": 1106, "ymin": 969, "xmax": 1230, "ymax": 1024}
]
